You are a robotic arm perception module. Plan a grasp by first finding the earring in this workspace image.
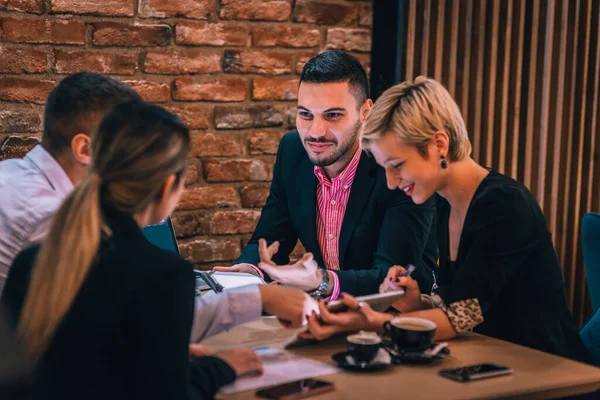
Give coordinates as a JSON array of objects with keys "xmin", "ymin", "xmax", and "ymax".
[{"xmin": 440, "ymin": 154, "xmax": 448, "ymax": 169}]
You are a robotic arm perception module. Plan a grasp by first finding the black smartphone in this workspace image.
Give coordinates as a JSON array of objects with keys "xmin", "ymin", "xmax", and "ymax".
[
  {"xmin": 439, "ymin": 363, "xmax": 513, "ymax": 382},
  {"xmin": 256, "ymin": 379, "xmax": 335, "ymax": 399}
]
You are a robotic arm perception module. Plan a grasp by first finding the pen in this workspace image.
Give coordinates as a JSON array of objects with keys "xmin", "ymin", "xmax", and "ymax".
[{"xmin": 398, "ymin": 264, "xmax": 416, "ymax": 277}]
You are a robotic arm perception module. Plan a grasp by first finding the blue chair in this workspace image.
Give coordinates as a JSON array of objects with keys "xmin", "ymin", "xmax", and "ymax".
[
  {"xmin": 581, "ymin": 307, "xmax": 600, "ymax": 366},
  {"xmin": 582, "ymin": 213, "xmax": 600, "ymax": 312}
]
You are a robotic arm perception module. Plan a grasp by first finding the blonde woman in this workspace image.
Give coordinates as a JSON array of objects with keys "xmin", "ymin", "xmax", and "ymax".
[
  {"xmin": 1, "ymin": 101, "xmax": 312, "ymax": 400},
  {"xmin": 295, "ymin": 77, "xmax": 589, "ymax": 363}
]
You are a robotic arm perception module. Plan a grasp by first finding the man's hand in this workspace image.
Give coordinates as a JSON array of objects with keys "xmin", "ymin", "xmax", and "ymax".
[
  {"xmin": 256, "ymin": 239, "xmax": 322, "ymax": 291},
  {"xmin": 258, "ymin": 284, "xmax": 320, "ymax": 328},
  {"xmin": 213, "ymin": 349, "xmax": 263, "ymax": 377},
  {"xmin": 213, "ymin": 263, "xmax": 260, "ymax": 276}
]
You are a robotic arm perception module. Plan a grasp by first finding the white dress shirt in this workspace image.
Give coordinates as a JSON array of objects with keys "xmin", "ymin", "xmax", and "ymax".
[{"xmin": 0, "ymin": 145, "xmax": 73, "ymax": 295}]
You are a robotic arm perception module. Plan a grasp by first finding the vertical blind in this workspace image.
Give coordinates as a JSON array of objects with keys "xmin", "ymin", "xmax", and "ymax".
[{"xmin": 400, "ymin": 0, "xmax": 600, "ymax": 324}]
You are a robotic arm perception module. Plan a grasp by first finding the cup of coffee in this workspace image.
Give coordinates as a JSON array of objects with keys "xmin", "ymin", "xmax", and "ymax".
[
  {"xmin": 346, "ymin": 333, "xmax": 382, "ymax": 364},
  {"xmin": 383, "ymin": 317, "xmax": 436, "ymax": 350}
]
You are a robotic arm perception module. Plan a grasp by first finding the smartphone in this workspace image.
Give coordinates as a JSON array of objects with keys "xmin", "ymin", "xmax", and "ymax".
[
  {"xmin": 439, "ymin": 363, "xmax": 513, "ymax": 382},
  {"xmin": 256, "ymin": 379, "xmax": 335, "ymax": 399}
]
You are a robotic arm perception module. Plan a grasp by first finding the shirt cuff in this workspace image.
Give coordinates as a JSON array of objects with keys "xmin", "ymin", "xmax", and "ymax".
[
  {"xmin": 248, "ymin": 264, "xmax": 265, "ymax": 280},
  {"xmin": 324, "ymin": 271, "xmax": 340, "ymax": 301},
  {"xmin": 225, "ymin": 284, "xmax": 264, "ymax": 326}
]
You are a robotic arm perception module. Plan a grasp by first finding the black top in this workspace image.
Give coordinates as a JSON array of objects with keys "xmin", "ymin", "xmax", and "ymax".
[
  {"xmin": 436, "ymin": 170, "xmax": 589, "ymax": 362},
  {"xmin": 0, "ymin": 206, "xmax": 235, "ymax": 400},
  {"xmin": 237, "ymin": 131, "xmax": 439, "ymax": 295}
]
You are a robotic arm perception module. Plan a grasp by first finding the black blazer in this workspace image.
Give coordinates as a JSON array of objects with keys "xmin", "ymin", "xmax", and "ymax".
[
  {"xmin": 237, "ymin": 132, "xmax": 439, "ymax": 295},
  {"xmin": 1, "ymin": 206, "xmax": 234, "ymax": 400}
]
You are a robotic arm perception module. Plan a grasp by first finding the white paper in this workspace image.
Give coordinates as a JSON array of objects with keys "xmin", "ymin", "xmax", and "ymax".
[{"xmin": 219, "ymin": 347, "xmax": 340, "ymax": 394}]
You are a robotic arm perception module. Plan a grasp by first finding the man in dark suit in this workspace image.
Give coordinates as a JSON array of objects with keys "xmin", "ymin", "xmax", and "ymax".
[{"xmin": 215, "ymin": 51, "xmax": 438, "ymax": 299}]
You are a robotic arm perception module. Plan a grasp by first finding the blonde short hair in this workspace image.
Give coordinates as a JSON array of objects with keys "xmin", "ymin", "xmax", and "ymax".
[{"xmin": 361, "ymin": 76, "xmax": 471, "ymax": 161}]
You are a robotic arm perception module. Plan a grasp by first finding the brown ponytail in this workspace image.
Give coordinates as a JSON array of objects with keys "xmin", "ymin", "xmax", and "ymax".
[{"xmin": 18, "ymin": 101, "xmax": 190, "ymax": 358}]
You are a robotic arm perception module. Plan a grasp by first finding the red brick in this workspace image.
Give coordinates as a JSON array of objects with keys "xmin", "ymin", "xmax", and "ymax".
[
  {"xmin": 166, "ymin": 104, "xmax": 212, "ymax": 129},
  {"xmin": 252, "ymin": 78, "xmax": 298, "ymax": 101},
  {"xmin": 0, "ymin": 47, "xmax": 47, "ymax": 73},
  {"xmin": 214, "ymin": 106, "xmax": 283, "ymax": 130},
  {"xmin": 138, "ymin": 0, "xmax": 212, "ymax": 19},
  {"xmin": 0, "ymin": 110, "xmax": 42, "ymax": 132},
  {"xmin": 248, "ymin": 131, "xmax": 282, "ymax": 155},
  {"xmin": 54, "ymin": 49, "xmax": 138, "ymax": 75},
  {"xmin": 171, "ymin": 211, "xmax": 209, "ymax": 238},
  {"xmin": 220, "ymin": 0, "xmax": 291, "ymax": 21},
  {"xmin": 92, "ymin": 22, "xmax": 171, "ymax": 47},
  {"xmin": 190, "ymin": 133, "xmax": 242, "ymax": 157},
  {"xmin": 184, "ymin": 162, "xmax": 200, "ymax": 185},
  {"xmin": 223, "ymin": 49, "xmax": 293, "ymax": 75},
  {"xmin": 293, "ymin": 0, "xmax": 358, "ymax": 25},
  {"xmin": 284, "ymin": 106, "xmax": 297, "ymax": 130},
  {"xmin": 240, "ymin": 183, "xmax": 270, "ymax": 207},
  {"xmin": 173, "ymin": 77, "xmax": 246, "ymax": 102},
  {"xmin": 177, "ymin": 185, "xmax": 240, "ymax": 210},
  {"xmin": 0, "ymin": 136, "xmax": 39, "ymax": 160},
  {"xmin": 204, "ymin": 159, "xmax": 273, "ymax": 182},
  {"xmin": 145, "ymin": 49, "xmax": 221, "ymax": 74},
  {"xmin": 0, "ymin": 77, "xmax": 55, "ymax": 104},
  {"xmin": 176, "ymin": 21, "xmax": 249, "ymax": 46},
  {"xmin": 212, "ymin": 210, "xmax": 261, "ymax": 235},
  {"xmin": 49, "ymin": 0, "xmax": 133, "ymax": 16},
  {"xmin": 122, "ymin": 80, "xmax": 170, "ymax": 103},
  {"xmin": 179, "ymin": 238, "xmax": 241, "ymax": 263},
  {"xmin": 358, "ymin": 2, "xmax": 372, "ymax": 26},
  {"xmin": 295, "ymin": 51, "xmax": 319, "ymax": 74},
  {"xmin": 326, "ymin": 28, "xmax": 371, "ymax": 52},
  {"xmin": 1, "ymin": 18, "xmax": 85, "ymax": 44},
  {"xmin": 252, "ymin": 25, "xmax": 320, "ymax": 48},
  {"xmin": 0, "ymin": 0, "xmax": 43, "ymax": 14}
]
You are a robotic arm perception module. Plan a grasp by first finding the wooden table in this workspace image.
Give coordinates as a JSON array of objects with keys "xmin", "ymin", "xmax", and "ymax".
[{"xmin": 203, "ymin": 317, "xmax": 600, "ymax": 400}]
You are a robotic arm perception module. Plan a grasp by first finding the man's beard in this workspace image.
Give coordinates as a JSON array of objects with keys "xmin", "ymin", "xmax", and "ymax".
[{"xmin": 306, "ymin": 121, "xmax": 360, "ymax": 167}]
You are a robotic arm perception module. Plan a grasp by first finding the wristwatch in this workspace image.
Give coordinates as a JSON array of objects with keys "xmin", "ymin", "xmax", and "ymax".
[{"xmin": 308, "ymin": 267, "xmax": 330, "ymax": 299}]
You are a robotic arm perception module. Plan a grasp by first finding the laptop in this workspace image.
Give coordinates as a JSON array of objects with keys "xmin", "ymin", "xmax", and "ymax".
[
  {"xmin": 142, "ymin": 219, "xmax": 265, "ymax": 292},
  {"xmin": 142, "ymin": 218, "xmax": 210, "ymax": 291}
]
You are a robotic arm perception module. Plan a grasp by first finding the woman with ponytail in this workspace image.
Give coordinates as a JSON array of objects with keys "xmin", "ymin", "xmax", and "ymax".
[{"xmin": 0, "ymin": 101, "xmax": 308, "ymax": 400}]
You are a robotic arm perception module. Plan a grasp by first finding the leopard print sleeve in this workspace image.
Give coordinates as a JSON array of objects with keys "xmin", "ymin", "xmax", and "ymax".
[{"xmin": 444, "ymin": 298, "xmax": 484, "ymax": 333}]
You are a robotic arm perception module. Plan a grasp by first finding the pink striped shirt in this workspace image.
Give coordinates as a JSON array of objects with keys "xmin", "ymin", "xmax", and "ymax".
[{"xmin": 314, "ymin": 147, "xmax": 362, "ymax": 300}]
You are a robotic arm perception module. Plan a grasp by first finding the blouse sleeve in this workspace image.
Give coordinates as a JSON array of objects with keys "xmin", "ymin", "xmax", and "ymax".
[
  {"xmin": 133, "ymin": 260, "xmax": 195, "ymax": 400},
  {"xmin": 436, "ymin": 185, "xmax": 545, "ymax": 321}
]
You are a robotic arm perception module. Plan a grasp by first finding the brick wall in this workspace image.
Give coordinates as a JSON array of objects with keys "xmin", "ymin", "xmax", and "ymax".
[{"xmin": 0, "ymin": 0, "xmax": 372, "ymax": 269}]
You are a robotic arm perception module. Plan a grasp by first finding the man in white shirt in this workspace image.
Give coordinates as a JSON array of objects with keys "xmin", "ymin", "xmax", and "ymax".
[
  {"xmin": 0, "ymin": 72, "xmax": 142, "ymax": 294},
  {"xmin": 0, "ymin": 73, "xmax": 317, "ymax": 340}
]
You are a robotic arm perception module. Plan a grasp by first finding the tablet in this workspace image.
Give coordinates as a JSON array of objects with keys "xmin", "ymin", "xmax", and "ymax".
[{"xmin": 326, "ymin": 290, "xmax": 405, "ymax": 313}]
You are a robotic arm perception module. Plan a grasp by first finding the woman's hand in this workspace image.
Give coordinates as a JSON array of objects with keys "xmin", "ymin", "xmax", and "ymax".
[
  {"xmin": 213, "ymin": 349, "xmax": 263, "ymax": 377},
  {"xmin": 189, "ymin": 344, "xmax": 213, "ymax": 357},
  {"xmin": 380, "ymin": 266, "xmax": 424, "ymax": 312},
  {"xmin": 298, "ymin": 293, "xmax": 392, "ymax": 341}
]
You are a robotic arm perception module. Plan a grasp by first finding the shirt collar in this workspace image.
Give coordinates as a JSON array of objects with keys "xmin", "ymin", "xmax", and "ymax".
[
  {"xmin": 25, "ymin": 145, "xmax": 74, "ymax": 197},
  {"xmin": 314, "ymin": 146, "xmax": 362, "ymax": 187}
]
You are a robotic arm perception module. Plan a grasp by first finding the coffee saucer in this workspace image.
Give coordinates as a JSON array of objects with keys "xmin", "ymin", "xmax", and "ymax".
[
  {"xmin": 383, "ymin": 342, "xmax": 450, "ymax": 365},
  {"xmin": 332, "ymin": 348, "xmax": 392, "ymax": 372}
]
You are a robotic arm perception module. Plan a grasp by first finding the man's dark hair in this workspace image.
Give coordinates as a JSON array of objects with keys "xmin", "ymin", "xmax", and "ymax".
[
  {"xmin": 42, "ymin": 72, "xmax": 142, "ymax": 157},
  {"xmin": 299, "ymin": 50, "xmax": 370, "ymax": 106}
]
